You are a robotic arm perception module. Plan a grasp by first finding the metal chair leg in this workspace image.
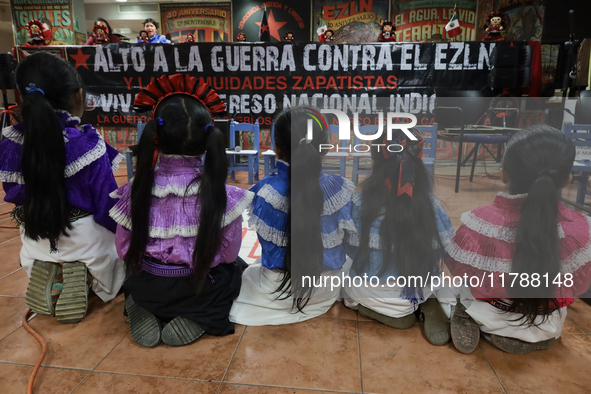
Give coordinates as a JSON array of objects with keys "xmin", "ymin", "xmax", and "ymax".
[
  {"xmin": 470, "ymin": 143, "xmax": 479, "ymax": 182},
  {"xmin": 460, "ymin": 145, "xmax": 478, "ymax": 166},
  {"xmin": 496, "ymin": 143, "xmax": 503, "ymax": 162},
  {"xmin": 479, "ymin": 144, "xmax": 497, "ymax": 161}
]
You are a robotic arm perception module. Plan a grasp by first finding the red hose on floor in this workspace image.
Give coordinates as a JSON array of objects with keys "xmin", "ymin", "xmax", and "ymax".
[{"xmin": 22, "ymin": 308, "xmax": 47, "ymax": 394}]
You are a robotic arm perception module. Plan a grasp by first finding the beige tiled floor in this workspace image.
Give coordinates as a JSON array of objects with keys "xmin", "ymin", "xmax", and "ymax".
[{"xmin": 1, "ymin": 164, "xmax": 591, "ymax": 393}]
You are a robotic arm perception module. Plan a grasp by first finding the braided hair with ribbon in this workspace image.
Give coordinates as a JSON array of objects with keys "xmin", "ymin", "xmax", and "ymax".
[
  {"xmin": 355, "ymin": 127, "xmax": 443, "ymax": 301},
  {"xmin": 126, "ymin": 74, "xmax": 228, "ymax": 290}
]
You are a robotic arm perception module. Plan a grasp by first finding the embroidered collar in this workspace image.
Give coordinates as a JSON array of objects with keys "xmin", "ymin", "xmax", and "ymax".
[
  {"xmin": 54, "ymin": 110, "xmax": 82, "ymax": 127},
  {"xmin": 493, "ymin": 192, "xmax": 528, "ymax": 209},
  {"xmin": 497, "ymin": 191, "xmax": 527, "ymax": 199},
  {"xmin": 4, "ymin": 110, "xmax": 82, "ymax": 144},
  {"xmin": 157, "ymin": 154, "xmax": 203, "ymax": 174}
]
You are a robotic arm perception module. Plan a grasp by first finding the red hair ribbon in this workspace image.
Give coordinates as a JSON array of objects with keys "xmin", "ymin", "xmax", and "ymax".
[{"xmin": 382, "ymin": 130, "xmax": 425, "ymax": 197}]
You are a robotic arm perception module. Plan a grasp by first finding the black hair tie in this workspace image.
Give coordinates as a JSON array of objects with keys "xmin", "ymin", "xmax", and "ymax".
[{"xmin": 538, "ymin": 169, "xmax": 557, "ymax": 177}]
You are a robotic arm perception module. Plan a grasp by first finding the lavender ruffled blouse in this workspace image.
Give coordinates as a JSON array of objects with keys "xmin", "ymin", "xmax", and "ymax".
[{"xmin": 110, "ymin": 154, "xmax": 253, "ymax": 269}]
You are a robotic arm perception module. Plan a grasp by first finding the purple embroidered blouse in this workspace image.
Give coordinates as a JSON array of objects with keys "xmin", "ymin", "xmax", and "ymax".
[
  {"xmin": 110, "ymin": 154, "xmax": 253, "ymax": 269},
  {"xmin": 0, "ymin": 111, "xmax": 123, "ymax": 232}
]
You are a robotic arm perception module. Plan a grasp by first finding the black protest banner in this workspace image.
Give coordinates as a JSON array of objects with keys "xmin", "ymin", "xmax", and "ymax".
[{"xmin": 17, "ymin": 42, "xmax": 506, "ymax": 127}]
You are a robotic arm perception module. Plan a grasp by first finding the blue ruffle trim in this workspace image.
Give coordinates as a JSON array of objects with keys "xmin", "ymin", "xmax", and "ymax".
[{"xmin": 248, "ymin": 174, "xmax": 355, "ymax": 249}]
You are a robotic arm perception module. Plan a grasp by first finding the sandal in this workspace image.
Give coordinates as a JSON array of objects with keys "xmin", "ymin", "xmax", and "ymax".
[
  {"xmin": 489, "ymin": 334, "xmax": 556, "ymax": 354},
  {"xmin": 125, "ymin": 295, "xmax": 161, "ymax": 348},
  {"xmin": 358, "ymin": 305, "xmax": 415, "ymax": 329},
  {"xmin": 161, "ymin": 317, "xmax": 205, "ymax": 347},
  {"xmin": 421, "ymin": 297, "xmax": 451, "ymax": 346},
  {"xmin": 55, "ymin": 262, "xmax": 88, "ymax": 324},
  {"xmin": 25, "ymin": 260, "xmax": 59, "ymax": 316},
  {"xmin": 450, "ymin": 302, "xmax": 480, "ymax": 354}
]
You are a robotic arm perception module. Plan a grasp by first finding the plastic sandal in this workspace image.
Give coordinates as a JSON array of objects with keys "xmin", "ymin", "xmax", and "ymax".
[
  {"xmin": 25, "ymin": 260, "xmax": 59, "ymax": 316},
  {"xmin": 55, "ymin": 262, "xmax": 88, "ymax": 324},
  {"xmin": 125, "ymin": 295, "xmax": 162, "ymax": 348},
  {"xmin": 161, "ymin": 317, "xmax": 205, "ymax": 347}
]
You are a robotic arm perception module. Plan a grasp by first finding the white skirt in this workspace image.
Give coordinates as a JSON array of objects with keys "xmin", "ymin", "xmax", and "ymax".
[
  {"xmin": 19, "ymin": 216, "xmax": 125, "ymax": 303},
  {"xmin": 343, "ymin": 280, "xmax": 457, "ymax": 319},
  {"xmin": 229, "ymin": 257, "xmax": 353, "ymax": 326},
  {"xmin": 462, "ymin": 296, "xmax": 567, "ymax": 343}
]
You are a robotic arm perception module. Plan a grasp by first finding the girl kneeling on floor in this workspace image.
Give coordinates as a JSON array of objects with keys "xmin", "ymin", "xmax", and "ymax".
[
  {"xmin": 343, "ymin": 128, "xmax": 456, "ymax": 345},
  {"xmin": 110, "ymin": 75, "xmax": 252, "ymax": 347},
  {"xmin": 229, "ymin": 107, "xmax": 356, "ymax": 325},
  {"xmin": 445, "ymin": 125, "xmax": 591, "ymax": 354},
  {"xmin": 0, "ymin": 52, "xmax": 125, "ymax": 323}
]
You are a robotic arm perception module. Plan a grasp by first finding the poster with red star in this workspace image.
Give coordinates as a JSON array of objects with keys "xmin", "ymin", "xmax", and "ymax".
[
  {"xmin": 233, "ymin": 1, "xmax": 310, "ymax": 42},
  {"xmin": 312, "ymin": 0, "xmax": 389, "ymax": 43},
  {"xmin": 160, "ymin": 2, "xmax": 231, "ymax": 43}
]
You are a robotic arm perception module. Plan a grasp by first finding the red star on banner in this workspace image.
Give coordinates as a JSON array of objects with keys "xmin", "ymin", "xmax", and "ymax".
[
  {"xmin": 69, "ymin": 48, "xmax": 91, "ymax": 70},
  {"xmin": 255, "ymin": 10, "xmax": 286, "ymax": 41},
  {"xmin": 261, "ymin": 24, "xmax": 269, "ymax": 33}
]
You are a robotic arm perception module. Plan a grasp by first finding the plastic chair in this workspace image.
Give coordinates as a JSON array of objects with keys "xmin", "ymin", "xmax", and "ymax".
[
  {"xmin": 561, "ymin": 92, "xmax": 591, "ymax": 204},
  {"xmin": 416, "ymin": 125, "xmax": 437, "ymax": 190},
  {"xmin": 563, "ymin": 123, "xmax": 591, "ymax": 204},
  {"xmin": 322, "ymin": 124, "xmax": 348, "ymax": 177},
  {"xmin": 351, "ymin": 125, "xmax": 377, "ymax": 184},
  {"xmin": 262, "ymin": 122, "xmax": 277, "ymax": 177},
  {"xmin": 227, "ymin": 119, "xmax": 260, "ymax": 184},
  {"xmin": 125, "ymin": 121, "xmax": 145, "ymax": 180}
]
